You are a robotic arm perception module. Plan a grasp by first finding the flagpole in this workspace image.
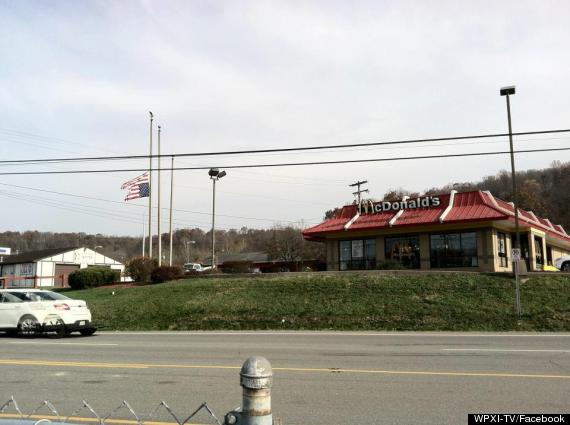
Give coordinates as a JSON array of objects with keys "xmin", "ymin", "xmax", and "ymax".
[
  {"xmin": 169, "ymin": 156, "xmax": 174, "ymax": 266},
  {"xmin": 157, "ymin": 125, "xmax": 162, "ymax": 266},
  {"xmin": 142, "ymin": 213, "xmax": 146, "ymax": 257},
  {"xmin": 148, "ymin": 111, "xmax": 153, "ymax": 259}
]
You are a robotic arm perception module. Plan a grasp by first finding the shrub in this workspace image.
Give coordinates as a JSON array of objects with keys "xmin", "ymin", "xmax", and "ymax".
[
  {"xmin": 126, "ymin": 257, "xmax": 158, "ymax": 283},
  {"xmin": 220, "ymin": 264, "xmax": 250, "ymax": 274},
  {"xmin": 151, "ymin": 265, "xmax": 184, "ymax": 283},
  {"xmin": 68, "ymin": 267, "xmax": 120, "ymax": 289}
]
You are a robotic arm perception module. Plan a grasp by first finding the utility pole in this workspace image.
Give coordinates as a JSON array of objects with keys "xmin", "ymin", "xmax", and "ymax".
[{"xmin": 349, "ymin": 180, "xmax": 369, "ymax": 204}]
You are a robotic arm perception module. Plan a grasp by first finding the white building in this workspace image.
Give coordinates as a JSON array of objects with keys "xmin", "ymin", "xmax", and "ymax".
[{"xmin": 0, "ymin": 247, "xmax": 125, "ymax": 288}]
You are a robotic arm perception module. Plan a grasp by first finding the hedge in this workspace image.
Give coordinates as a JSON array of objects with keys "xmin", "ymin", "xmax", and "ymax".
[{"xmin": 68, "ymin": 267, "xmax": 120, "ymax": 289}]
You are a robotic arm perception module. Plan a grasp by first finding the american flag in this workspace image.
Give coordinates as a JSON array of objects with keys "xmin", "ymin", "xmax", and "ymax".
[{"xmin": 121, "ymin": 172, "xmax": 150, "ymax": 201}]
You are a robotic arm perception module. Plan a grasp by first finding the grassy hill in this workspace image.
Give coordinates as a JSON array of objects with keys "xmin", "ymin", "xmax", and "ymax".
[{"xmin": 65, "ymin": 273, "xmax": 570, "ymax": 331}]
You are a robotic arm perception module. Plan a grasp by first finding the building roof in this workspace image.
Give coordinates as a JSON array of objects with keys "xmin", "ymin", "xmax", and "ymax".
[
  {"xmin": 303, "ymin": 190, "xmax": 570, "ymax": 244},
  {"xmin": 0, "ymin": 247, "xmax": 79, "ymax": 265},
  {"xmin": 217, "ymin": 252, "xmax": 269, "ymax": 264},
  {"xmin": 209, "ymin": 251, "xmax": 307, "ymax": 265}
]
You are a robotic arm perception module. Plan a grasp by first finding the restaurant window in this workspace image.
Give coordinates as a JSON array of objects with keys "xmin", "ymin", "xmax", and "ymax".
[
  {"xmin": 430, "ymin": 232, "xmax": 478, "ymax": 268},
  {"xmin": 534, "ymin": 236, "xmax": 544, "ymax": 270},
  {"xmin": 497, "ymin": 232, "xmax": 507, "ymax": 267},
  {"xmin": 385, "ymin": 235, "xmax": 420, "ymax": 269},
  {"xmin": 339, "ymin": 239, "xmax": 376, "ymax": 270},
  {"xmin": 546, "ymin": 246, "xmax": 553, "ymax": 266}
]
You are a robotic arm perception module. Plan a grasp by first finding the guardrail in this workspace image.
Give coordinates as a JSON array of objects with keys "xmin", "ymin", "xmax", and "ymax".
[{"xmin": 0, "ymin": 357, "xmax": 279, "ymax": 425}]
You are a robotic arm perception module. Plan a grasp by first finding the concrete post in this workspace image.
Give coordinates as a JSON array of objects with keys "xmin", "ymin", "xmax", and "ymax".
[{"xmin": 224, "ymin": 356, "xmax": 273, "ymax": 425}]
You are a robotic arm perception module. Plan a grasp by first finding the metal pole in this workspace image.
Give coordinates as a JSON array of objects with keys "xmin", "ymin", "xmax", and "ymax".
[
  {"xmin": 211, "ymin": 178, "xmax": 216, "ymax": 269},
  {"xmin": 169, "ymin": 156, "xmax": 174, "ymax": 266},
  {"xmin": 157, "ymin": 125, "xmax": 162, "ymax": 266},
  {"xmin": 224, "ymin": 356, "xmax": 273, "ymax": 425},
  {"xmin": 148, "ymin": 112, "xmax": 153, "ymax": 259},
  {"xmin": 142, "ymin": 213, "xmax": 145, "ymax": 257},
  {"xmin": 506, "ymin": 95, "xmax": 521, "ymax": 252},
  {"xmin": 506, "ymin": 94, "xmax": 522, "ymax": 319}
]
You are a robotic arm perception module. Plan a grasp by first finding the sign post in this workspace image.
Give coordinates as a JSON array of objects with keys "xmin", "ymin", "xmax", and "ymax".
[{"xmin": 511, "ymin": 248, "xmax": 522, "ymax": 320}]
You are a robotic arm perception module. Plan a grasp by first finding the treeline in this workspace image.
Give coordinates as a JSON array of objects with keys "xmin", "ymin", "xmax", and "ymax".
[
  {"xmin": 382, "ymin": 160, "xmax": 570, "ymax": 229},
  {"xmin": 0, "ymin": 225, "xmax": 325, "ymax": 265},
  {"xmin": 3, "ymin": 162, "xmax": 568, "ymax": 263}
]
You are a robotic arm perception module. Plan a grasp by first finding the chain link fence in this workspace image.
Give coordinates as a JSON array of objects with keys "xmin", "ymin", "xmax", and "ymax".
[
  {"xmin": 0, "ymin": 397, "xmax": 222, "ymax": 425},
  {"xmin": 1, "ymin": 356, "xmax": 280, "ymax": 425}
]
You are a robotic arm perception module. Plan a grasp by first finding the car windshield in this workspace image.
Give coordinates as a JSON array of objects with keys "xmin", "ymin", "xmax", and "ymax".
[{"xmin": 8, "ymin": 291, "xmax": 71, "ymax": 302}]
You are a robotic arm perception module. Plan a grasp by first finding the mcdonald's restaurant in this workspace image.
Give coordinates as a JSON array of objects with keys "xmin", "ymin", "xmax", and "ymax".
[{"xmin": 302, "ymin": 190, "xmax": 570, "ymax": 272}]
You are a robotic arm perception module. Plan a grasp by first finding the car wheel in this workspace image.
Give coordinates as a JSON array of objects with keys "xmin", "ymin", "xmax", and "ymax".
[
  {"xmin": 79, "ymin": 328, "xmax": 96, "ymax": 337},
  {"xmin": 562, "ymin": 262, "xmax": 570, "ymax": 272},
  {"xmin": 18, "ymin": 315, "xmax": 40, "ymax": 337},
  {"xmin": 54, "ymin": 319, "xmax": 70, "ymax": 338}
]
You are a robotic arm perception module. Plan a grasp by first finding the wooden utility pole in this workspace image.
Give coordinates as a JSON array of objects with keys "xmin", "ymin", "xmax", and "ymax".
[{"xmin": 349, "ymin": 180, "xmax": 369, "ymax": 204}]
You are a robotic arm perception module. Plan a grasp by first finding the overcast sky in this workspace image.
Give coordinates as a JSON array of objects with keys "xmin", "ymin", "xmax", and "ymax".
[{"xmin": 0, "ymin": 0, "xmax": 569, "ymax": 237}]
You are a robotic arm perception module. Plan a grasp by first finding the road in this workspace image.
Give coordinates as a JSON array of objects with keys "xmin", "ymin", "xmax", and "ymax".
[{"xmin": 1, "ymin": 331, "xmax": 570, "ymax": 424}]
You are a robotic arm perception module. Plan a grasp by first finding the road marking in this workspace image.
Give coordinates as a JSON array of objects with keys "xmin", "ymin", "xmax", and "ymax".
[
  {"xmin": 99, "ymin": 331, "xmax": 570, "ymax": 337},
  {"xmin": 0, "ymin": 360, "xmax": 148, "ymax": 369},
  {"xmin": 8, "ymin": 341, "xmax": 118, "ymax": 347},
  {"xmin": 2, "ymin": 358, "xmax": 570, "ymax": 380},
  {"xmin": 444, "ymin": 348, "xmax": 570, "ymax": 353},
  {"xmin": 0, "ymin": 414, "xmax": 204, "ymax": 425}
]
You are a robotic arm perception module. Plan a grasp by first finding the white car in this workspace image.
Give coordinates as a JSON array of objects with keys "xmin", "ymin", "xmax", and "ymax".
[
  {"xmin": 554, "ymin": 255, "xmax": 570, "ymax": 272},
  {"xmin": 0, "ymin": 289, "xmax": 95, "ymax": 337},
  {"xmin": 183, "ymin": 263, "xmax": 212, "ymax": 273}
]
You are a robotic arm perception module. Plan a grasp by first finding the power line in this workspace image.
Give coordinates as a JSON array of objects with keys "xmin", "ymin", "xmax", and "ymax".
[
  {"xmin": 0, "ymin": 189, "xmax": 259, "ymax": 231},
  {"xmin": 0, "ymin": 182, "xmax": 314, "ymax": 224},
  {"xmin": 1, "ymin": 128, "xmax": 569, "ymax": 166},
  {"xmin": 0, "ymin": 146, "xmax": 569, "ymax": 176}
]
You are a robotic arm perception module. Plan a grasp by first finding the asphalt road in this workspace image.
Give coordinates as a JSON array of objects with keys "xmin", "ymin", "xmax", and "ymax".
[{"xmin": 1, "ymin": 331, "xmax": 570, "ymax": 425}]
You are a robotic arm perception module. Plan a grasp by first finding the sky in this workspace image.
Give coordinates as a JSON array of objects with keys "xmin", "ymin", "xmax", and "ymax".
[{"xmin": 0, "ymin": 0, "xmax": 569, "ymax": 237}]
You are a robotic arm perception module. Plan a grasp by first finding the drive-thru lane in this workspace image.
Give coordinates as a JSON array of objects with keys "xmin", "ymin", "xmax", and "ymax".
[{"xmin": 1, "ymin": 332, "xmax": 569, "ymax": 425}]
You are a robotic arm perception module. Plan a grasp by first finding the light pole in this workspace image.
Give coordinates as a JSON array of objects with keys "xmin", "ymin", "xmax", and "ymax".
[
  {"xmin": 157, "ymin": 125, "xmax": 162, "ymax": 266},
  {"xmin": 148, "ymin": 111, "xmax": 153, "ymax": 259},
  {"xmin": 209, "ymin": 168, "xmax": 226, "ymax": 269},
  {"xmin": 185, "ymin": 240, "xmax": 196, "ymax": 263},
  {"xmin": 500, "ymin": 85, "xmax": 521, "ymax": 319}
]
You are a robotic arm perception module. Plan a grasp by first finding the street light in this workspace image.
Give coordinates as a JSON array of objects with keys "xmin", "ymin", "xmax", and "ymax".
[
  {"xmin": 209, "ymin": 168, "xmax": 226, "ymax": 269},
  {"xmin": 185, "ymin": 240, "xmax": 196, "ymax": 263},
  {"xmin": 500, "ymin": 85, "xmax": 521, "ymax": 319}
]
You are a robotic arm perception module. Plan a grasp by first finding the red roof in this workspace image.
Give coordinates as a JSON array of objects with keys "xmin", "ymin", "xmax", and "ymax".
[{"xmin": 303, "ymin": 190, "xmax": 570, "ymax": 244}]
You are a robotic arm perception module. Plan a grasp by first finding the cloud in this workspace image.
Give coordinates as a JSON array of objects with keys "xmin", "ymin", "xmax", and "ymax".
[{"xmin": 0, "ymin": 0, "xmax": 569, "ymax": 234}]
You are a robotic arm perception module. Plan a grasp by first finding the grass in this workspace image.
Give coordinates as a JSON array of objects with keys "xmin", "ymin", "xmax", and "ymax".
[{"xmin": 63, "ymin": 273, "xmax": 570, "ymax": 331}]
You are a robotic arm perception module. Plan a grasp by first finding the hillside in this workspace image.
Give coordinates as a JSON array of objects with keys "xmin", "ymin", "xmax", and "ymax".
[
  {"xmin": 0, "ymin": 225, "xmax": 324, "ymax": 266},
  {"xmin": 65, "ymin": 273, "xmax": 570, "ymax": 331},
  {"xmin": 403, "ymin": 160, "xmax": 570, "ymax": 230},
  {"xmin": 3, "ymin": 161, "xmax": 569, "ymax": 263}
]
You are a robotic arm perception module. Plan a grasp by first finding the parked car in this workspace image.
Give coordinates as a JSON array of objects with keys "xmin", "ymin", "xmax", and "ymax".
[
  {"xmin": 183, "ymin": 263, "xmax": 212, "ymax": 273},
  {"xmin": 0, "ymin": 289, "xmax": 95, "ymax": 337},
  {"xmin": 554, "ymin": 255, "xmax": 570, "ymax": 272}
]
